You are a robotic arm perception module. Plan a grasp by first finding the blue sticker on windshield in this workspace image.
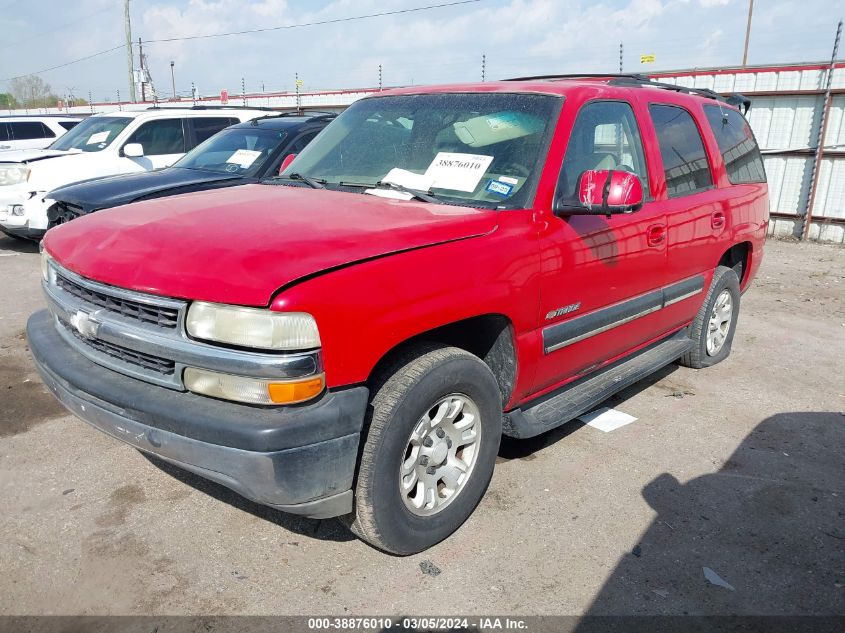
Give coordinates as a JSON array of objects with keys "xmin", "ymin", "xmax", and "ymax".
[{"xmin": 486, "ymin": 179, "xmax": 513, "ymax": 197}]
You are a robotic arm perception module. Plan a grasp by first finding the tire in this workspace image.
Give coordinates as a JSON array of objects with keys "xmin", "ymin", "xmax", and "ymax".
[
  {"xmin": 679, "ymin": 265, "xmax": 741, "ymax": 369},
  {"xmin": 343, "ymin": 343, "xmax": 502, "ymax": 555}
]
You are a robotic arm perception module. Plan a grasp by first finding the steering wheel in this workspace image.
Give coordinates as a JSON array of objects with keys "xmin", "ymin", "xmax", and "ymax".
[{"xmin": 497, "ymin": 162, "xmax": 530, "ymax": 179}]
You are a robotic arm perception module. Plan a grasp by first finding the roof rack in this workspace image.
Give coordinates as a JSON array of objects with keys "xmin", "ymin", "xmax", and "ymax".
[
  {"xmin": 503, "ymin": 73, "xmax": 752, "ymax": 113},
  {"xmin": 249, "ymin": 111, "xmax": 338, "ymax": 125},
  {"xmin": 504, "ymin": 73, "xmax": 651, "ymax": 82},
  {"xmin": 144, "ymin": 104, "xmax": 279, "ymax": 112}
]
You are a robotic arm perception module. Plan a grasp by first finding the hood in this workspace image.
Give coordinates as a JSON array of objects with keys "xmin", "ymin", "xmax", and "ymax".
[
  {"xmin": 0, "ymin": 149, "xmax": 73, "ymax": 163},
  {"xmin": 44, "ymin": 183, "xmax": 497, "ymax": 306},
  {"xmin": 47, "ymin": 167, "xmax": 245, "ymax": 212}
]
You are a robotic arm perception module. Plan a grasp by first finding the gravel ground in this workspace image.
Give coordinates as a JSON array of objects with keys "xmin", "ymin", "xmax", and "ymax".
[{"xmin": 0, "ymin": 234, "xmax": 843, "ymax": 617}]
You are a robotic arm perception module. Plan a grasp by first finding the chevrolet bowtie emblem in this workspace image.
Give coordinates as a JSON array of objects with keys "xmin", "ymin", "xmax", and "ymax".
[{"xmin": 69, "ymin": 310, "xmax": 100, "ymax": 339}]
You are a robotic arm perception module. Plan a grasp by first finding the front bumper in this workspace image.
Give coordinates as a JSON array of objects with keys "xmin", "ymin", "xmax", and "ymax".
[
  {"xmin": 28, "ymin": 310, "xmax": 369, "ymax": 519},
  {"xmin": 0, "ymin": 188, "xmax": 49, "ymax": 239}
]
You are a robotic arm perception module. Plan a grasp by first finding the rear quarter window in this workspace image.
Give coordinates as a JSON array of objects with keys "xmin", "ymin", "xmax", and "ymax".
[{"xmin": 703, "ymin": 105, "xmax": 766, "ymax": 184}]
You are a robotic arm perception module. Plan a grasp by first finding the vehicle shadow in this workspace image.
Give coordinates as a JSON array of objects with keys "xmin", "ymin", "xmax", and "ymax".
[
  {"xmin": 498, "ymin": 363, "xmax": 679, "ymax": 460},
  {"xmin": 0, "ymin": 233, "xmax": 39, "ymax": 253},
  {"xmin": 141, "ymin": 453, "xmax": 355, "ymax": 543},
  {"xmin": 573, "ymin": 411, "xmax": 844, "ymax": 624}
]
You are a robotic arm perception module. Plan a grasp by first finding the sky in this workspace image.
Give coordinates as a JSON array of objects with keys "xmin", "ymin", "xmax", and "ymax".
[{"xmin": 0, "ymin": 0, "xmax": 841, "ymax": 103}]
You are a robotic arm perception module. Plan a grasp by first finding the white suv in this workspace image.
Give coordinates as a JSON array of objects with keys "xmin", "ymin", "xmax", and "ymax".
[
  {"xmin": 0, "ymin": 107, "xmax": 270, "ymax": 240},
  {"xmin": 0, "ymin": 116, "xmax": 82, "ymax": 152}
]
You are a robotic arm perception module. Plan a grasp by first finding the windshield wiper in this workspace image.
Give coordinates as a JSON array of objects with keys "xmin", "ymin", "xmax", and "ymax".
[
  {"xmin": 280, "ymin": 172, "xmax": 326, "ymax": 189},
  {"xmin": 338, "ymin": 180, "xmax": 440, "ymax": 203}
]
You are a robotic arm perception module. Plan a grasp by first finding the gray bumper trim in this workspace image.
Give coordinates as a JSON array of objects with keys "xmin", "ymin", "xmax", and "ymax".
[{"xmin": 34, "ymin": 356, "xmax": 356, "ymax": 518}]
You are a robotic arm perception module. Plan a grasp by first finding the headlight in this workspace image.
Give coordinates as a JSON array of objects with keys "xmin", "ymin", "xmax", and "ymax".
[
  {"xmin": 40, "ymin": 248, "xmax": 53, "ymax": 282},
  {"xmin": 0, "ymin": 165, "xmax": 30, "ymax": 186},
  {"xmin": 186, "ymin": 301, "xmax": 321, "ymax": 350},
  {"xmin": 184, "ymin": 367, "xmax": 325, "ymax": 405}
]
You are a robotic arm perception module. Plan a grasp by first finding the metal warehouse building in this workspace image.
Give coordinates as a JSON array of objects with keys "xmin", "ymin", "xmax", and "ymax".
[{"xmin": 653, "ymin": 62, "xmax": 845, "ymax": 244}]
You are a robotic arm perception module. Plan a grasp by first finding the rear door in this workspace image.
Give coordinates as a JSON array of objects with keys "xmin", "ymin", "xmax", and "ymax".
[
  {"xmin": 9, "ymin": 121, "xmax": 55, "ymax": 150},
  {"xmin": 534, "ymin": 99, "xmax": 669, "ymax": 393},
  {"xmin": 645, "ymin": 102, "xmax": 728, "ymax": 330},
  {"xmin": 187, "ymin": 117, "xmax": 239, "ymax": 149}
]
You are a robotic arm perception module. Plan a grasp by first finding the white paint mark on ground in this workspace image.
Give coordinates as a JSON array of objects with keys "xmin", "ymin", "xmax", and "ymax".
[{"xmin": 578, "ymin": 407, "xmax": 638, "ymax": 432}]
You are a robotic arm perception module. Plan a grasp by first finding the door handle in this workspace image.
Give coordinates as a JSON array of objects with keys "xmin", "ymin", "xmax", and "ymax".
[
  {"xmin": 711, "ymin": 211, "xmax": 726, "ymax": 230},
  {"xmin": 646, "ymin": 224, "xmax": 666, "ymax": 247}
]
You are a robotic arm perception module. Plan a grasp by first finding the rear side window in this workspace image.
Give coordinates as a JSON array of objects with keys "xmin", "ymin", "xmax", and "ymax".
[
  {"xmin": 649, "ymin": 104, "xmax": 712, "ymax": 197},
  {"xmin": 10, "ymin": 121, "xmax": 54, "ymax": 140},
  {"xmin": 190, "ymin": 117, "xmax": 239, "ymax": 146},
  {"xmin": 126, "ymin": 118, "xmax": 186, "ymax": 155},
  {"xmin": 702, "ymin": 105, "xmax": 766, "ymax": 184},
  {"xmin": 58, "ymin": 121, "xmax": 79, "ymax": 131},
  {"xmin": 0, "ymin": 123, "xmax": 9, "ymax": 142}
]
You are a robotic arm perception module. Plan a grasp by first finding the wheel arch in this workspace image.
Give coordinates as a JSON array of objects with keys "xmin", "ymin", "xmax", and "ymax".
[
  {"xmin": 366, "ymin": 313, "xmax": 517, "ymax": 408},
  {"xmin": 718, "ymin": 241, "xmax": 752, "ymax": 288}
]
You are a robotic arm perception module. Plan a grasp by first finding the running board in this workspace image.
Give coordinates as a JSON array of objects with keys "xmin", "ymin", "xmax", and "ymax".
[{"xmin": 503, "ymin": 331, "xmax": 694, "ymax": 439}]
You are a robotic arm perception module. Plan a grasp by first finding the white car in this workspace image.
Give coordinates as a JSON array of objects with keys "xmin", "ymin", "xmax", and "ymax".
[
  {"xmin": 0, "ymin": 116, "xmax": 82, "ymax": 152},
  {"xmin": 0, "ymin": 107, "xmax": 270, "ymax": 240}
]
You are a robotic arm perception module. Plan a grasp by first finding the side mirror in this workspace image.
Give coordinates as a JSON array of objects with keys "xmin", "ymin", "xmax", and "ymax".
[
  {"xmin": 278, "ymin": 153, "xmax": 297, "ymax": 175},
  {"xmin": 556, "ymin": 169, "xmax": 644, "ymax": 216},
  {"xmin": 122, "ymin": 143, "xmax": 144, "ymax": 158}
]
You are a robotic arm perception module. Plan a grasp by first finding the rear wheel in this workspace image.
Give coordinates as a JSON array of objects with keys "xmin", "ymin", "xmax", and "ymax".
[
  {"xmin": 344, "ymin": 344, "xmax": 502, "ymax": 555},
  {"xmin": 680, "ymin": 265, "xmax": 740, "ymax": 369}
]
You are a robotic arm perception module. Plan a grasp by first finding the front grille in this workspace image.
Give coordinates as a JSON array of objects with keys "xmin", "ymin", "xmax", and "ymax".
[
  {"xmin": 61, "ymin": 317, "xmax": 175, "ymax": 375},
  {"xmin": 56, "ymin": 273, "xmax": 180, "ymax": 328}
]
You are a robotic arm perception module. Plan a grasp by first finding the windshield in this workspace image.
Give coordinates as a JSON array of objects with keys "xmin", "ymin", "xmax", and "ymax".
[
  {"xmin": 48, "ymin": 116, "xmax": 132, "ymax": 152},
  {"xmin": 173, "ymin": 126, "xmax": 286, "ymax": 176},
  {"xmin": 281, "ymin": 93, "xmax": 560, "ymax": 208}
]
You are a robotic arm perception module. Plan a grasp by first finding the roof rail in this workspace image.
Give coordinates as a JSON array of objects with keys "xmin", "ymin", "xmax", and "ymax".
[
  {"xmin": 503, "ymin": 73, "xmax": 651, "ymax": 82},
  {"xmin": 504, "ymin": 73, "xmax": 752, "ymax": 113},
  {"xmin": 249, "ymin": 111, "xmax": 338, "ymax": 125},
  {"xmin": 144, "ymin": 104, "xmax": 279, "ymax": 112}
]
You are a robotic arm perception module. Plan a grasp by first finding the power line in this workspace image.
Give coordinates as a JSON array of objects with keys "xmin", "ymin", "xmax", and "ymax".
[
  {"xmin": 1, "ymin": 0, "xmax": 485, "ymax": 84},
  {"xmin": 0, "ymin": 5, "xmax": 117, "ymax": 51},
  {"xmin": 1, "ymin": 44, "xmax": 125, "ymax": 82},
  {"xmin": 141, "ymin": 0, "xmax": 485, "ymax": 44}
]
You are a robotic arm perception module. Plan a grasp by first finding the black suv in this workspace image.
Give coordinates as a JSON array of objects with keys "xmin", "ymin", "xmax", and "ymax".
[{"xmin": 45, "ymin": 111, "xmax": 335, "ymax": 227}]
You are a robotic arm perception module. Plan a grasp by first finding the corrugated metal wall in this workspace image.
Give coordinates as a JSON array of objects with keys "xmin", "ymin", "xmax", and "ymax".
[{"xmin": 654, "ymin": 64, "xmax": 845, "ymax": 244}]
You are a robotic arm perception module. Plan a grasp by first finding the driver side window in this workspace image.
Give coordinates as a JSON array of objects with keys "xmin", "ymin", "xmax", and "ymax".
[{"xmin": 556, "ymin": 101, "xmax": 649, "ymax": 207}]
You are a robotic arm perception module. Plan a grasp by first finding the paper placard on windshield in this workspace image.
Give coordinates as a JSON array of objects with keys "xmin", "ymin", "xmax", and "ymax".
[
  {"xmin": 424, "ymin": 152, "xmax": 493, "ymax": 192},
  {"xmin": 364, "ymin": 188, "xmax": 414, "ymax": 201},
  {"xmin": 86, "ymin": 131, "xmax": 109, "ymax": 145},
  {"xmin": 381, "ymin": 168, "xmax": 433, "ymax": 191},
  {"xmin": 226, "ymin": 149, "xmax": 262, "ymax": 168}
]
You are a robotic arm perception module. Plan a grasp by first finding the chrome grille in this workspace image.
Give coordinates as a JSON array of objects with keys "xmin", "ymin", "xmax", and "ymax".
[
  {"xmin": 60, "ymin": 317, "xmax": 176, "ymax": 375},
  {"xmin": 56, "ymin": 273, "xmax": 180, "ymax": 328}
]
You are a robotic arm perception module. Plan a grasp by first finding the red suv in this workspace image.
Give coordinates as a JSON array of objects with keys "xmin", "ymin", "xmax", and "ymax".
[{"xmin": 30, "ymin": 75, "xmax": 768, "ymax": 554}]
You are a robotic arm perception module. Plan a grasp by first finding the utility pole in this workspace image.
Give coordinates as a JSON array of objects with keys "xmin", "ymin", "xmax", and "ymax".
[
  {"xmin": 803, "ymin": 19, "xmax": 842, "ymax": 240},
  {"xmin": 124, "ymin": 0, "xmax": 136, "ymax": 102},
  {"xmin": 242, "ymin": 77, "xmax": 247, "ymax": 106},
  {"xmin": 378, "ymin": 64, "xmax": 383, "ymax": 91},
  {"xmin": 742, "ymin": 0, "xmax": 754, "ymax": 66},
  {"xmin": 481, "ymin": 53, "xmax": 486, "ymax": 82},
  {"xmin": 295, "ymin": 72, "xmax": 301, "ymax": 113},
  {"xmin": 138, "ymin": 37, "xmax": 146, "ymax": 102},
  {"xmin": 170, "ymin": 61, "xmax": 176, "ymax": 100},
  {"xmin": 619, "ymin": 43, "xmax": 623, "ymax": 73},
  {"xmin": 88, "ymin": 91, "xmax": 93, "ymax": 113},
  {"xmin": 191, "ymin": 82, "xmax": 196, "ymax": 105}
]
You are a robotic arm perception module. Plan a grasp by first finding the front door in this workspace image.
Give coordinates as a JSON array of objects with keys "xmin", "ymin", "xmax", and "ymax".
[
  {"xmin": 533, "ymin": 99, "xmax": 668, "ymax": 394},
  {"xmin": 121, "ymin": 118, "xmax": 187, "ymax": 171}
]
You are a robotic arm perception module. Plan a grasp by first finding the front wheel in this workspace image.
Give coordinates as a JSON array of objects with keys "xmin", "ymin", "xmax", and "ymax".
[
  {"xmin": 344, "ymin": 344, "xmax": 502, "ymax": 555},
  {"xmin": 680, "ymin": 265, "xmax": 741, "ymax": 369}
]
